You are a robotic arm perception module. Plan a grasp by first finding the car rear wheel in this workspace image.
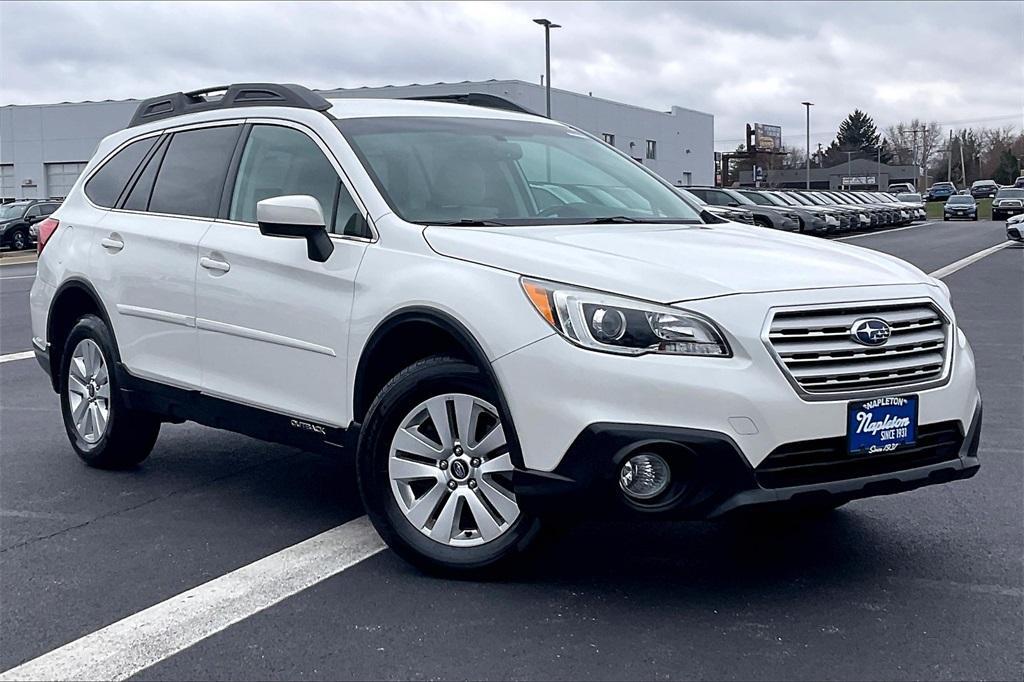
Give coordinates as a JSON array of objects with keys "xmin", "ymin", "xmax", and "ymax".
[
  {"xmin": 357, "ymin": 356, "xmax": 541, "ymax": 575},
  {"xmin": 59, "ymin": 315, "xmax": 160, "ymax": 468}
]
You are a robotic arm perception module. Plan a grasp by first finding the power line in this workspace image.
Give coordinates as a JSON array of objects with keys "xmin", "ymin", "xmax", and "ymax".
[{"xmin": 713, "ymin": 112, "xmax": 1022, "ymax": 144}]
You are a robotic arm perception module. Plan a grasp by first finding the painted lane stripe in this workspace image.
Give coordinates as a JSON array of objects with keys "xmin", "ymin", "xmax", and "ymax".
[
  {"xmin": 0, "ymin": 274, "xmax": 36, "ymax": 281},
  {"xmin": 835, "ymin": 221, "xmax": 936, "ymax": 241},
  {"xmin": 0, "ymin": 516, "xmax": 385, "ymax": 682},
  {"xmin": 929, "ymin": 241, "xmax": 1013, "ymax": 279},
  {"xmin": 0, "ymin": 351, "xmax": 35, "ymax": 364}
]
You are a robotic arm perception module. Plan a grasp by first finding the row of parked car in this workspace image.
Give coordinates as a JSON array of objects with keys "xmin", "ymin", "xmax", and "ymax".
[
  {"xmin": 922, "ymin": 175, "xmax": 1024, "ymax": 202},
  {"xmin": 677, "ymin": 186, "xmax": 926, "ymax": 237}
]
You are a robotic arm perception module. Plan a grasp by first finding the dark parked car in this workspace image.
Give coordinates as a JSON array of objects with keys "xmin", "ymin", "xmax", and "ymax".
[
  {"xmin": 887, "ymin": 182, "xmax": 916, "ymax": 194},
  {"xmin": 969, "ymin": 180, "xmax": 999, "ymax": 199},
  {"xmin": 991, "ymin": 188, "xmax": 1024, "ymax": 221},
  {"xmin": 674, "ymin": 188, "xmax": 756, "ymax": 225},
  {"xmin": 0, "ymin": 200, "xmax": 60, "ymax": 251},
  {"xmin": 925, "ymin": 182, "xmax": 957, "ymax": 202},
  {"xmin": 686, "ymin": 186, "xmax": 799, "ymax": 231},
  {"xmin": 1014, "ymin": 176, "xmax": 1024, "ymax": 188},
  {"xmin": 943, "ymin": 195, "xmax": 978, "ymax": 221}
]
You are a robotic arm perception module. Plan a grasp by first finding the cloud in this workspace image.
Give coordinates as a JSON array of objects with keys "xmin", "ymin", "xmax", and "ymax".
[{"xmin": 0, "ymin": 0, "xmax": 1020, "ymax": 151}]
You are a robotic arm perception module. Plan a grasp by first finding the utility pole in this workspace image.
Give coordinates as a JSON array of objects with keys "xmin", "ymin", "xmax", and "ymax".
[
  {"xmin": 910, "ymin": 128, "xmax": 925, "ymax": 191},
  {"xmin": 960, "ymin": 142, "xmax": 966, "ymax": 189},
  {"xmin": 947, "ymin": 130, "xmax": 953, "ymax": 182},
  {"xmin": 877, "ymin": 146, "xmax": 882, "ymax": 190},
  {"xmin": 801, "ymin": 101, "xmax": 813, "ymax": 189},
  {"xmin": 845, "ymin": 151, "xmax": 854, "ymax": 189},
  {"xmin": 533, "ymin": 18, "xmax": 561, "ymax": 118}
]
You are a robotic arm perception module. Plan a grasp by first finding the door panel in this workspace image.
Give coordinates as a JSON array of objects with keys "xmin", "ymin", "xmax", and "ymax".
[
  {"xmin": 196, "ymin": 224, "xmax": 364, "ymax": 424},
  {"xmin": 91, "ymin": 211, "xmax": 209, "ymax": 387}
]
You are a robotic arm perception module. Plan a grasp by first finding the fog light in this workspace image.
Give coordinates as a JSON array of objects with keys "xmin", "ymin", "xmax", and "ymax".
[{"xmin": 619, "ymin": 453, "xmax": 670, "ymax": 500}]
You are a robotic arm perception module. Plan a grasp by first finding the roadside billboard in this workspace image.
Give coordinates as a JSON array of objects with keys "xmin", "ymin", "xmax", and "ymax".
[{"xmin": 753, "ymin": 124, "xmax": 782, "ymax": 151}]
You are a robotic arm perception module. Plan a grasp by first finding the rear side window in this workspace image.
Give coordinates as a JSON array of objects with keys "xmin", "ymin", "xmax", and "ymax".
[
  {"xmin": 123, "ymin": 137, "xmax": 168, "ymax": 212},
  {"xmin": 85, "ymin": 137, "xmax": 157, "ymax": 207},
  {"xmin": 149, "ymin": 126, "xmax": 241, "ymax": 218}
]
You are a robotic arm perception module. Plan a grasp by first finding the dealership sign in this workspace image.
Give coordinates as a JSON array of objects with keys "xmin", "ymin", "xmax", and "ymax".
[{"xmin": 842, "ymin": 176, "xmax": 877, "ymax": 186}]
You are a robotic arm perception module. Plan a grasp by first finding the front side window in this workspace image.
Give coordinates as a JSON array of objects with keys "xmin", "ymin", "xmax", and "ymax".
[
  {"xmin": 85, "ymin": 137, "xmax": 157, "ymax": 208},
  {"xmin": 229, "ymin": 125, "xmax": 366, "ymax": 236},
  {"xmin": 25, "ymin": 205, "xmax": 43, "ymax": 218},
  {"xmin": 149, "ymin": 125, "xmax": 240, "ymax": 218},
  {"xmin": 336, "ymin": 117, "xmax": 701, "ymax": 226}
]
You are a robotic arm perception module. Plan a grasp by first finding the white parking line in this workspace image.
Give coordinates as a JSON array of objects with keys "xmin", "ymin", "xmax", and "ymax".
[
  {"xmin": 0, "ymin": 516, "xmax": 386, "ymax": 682},
  {"xmin": 836, "ymin": 221, "xmax": 936, "ymax": 241},
  {"xmin": 929, "ymin": 241, "xmax": 1013, "ymax": 279},
  {"xmin": 0, "ymin": 275, "xmax": 35, "ymax": 281},
  {"xmin": 0, "ymin": 351, "xmax": 35, "ymax": 364}
]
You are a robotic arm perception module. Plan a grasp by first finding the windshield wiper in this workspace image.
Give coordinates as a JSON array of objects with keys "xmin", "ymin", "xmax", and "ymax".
[
  {"xmin": 576, "ymin": 216, "xmax": 698, "ymax": 225},
  {"xmin": 416, "ymin": 219, "xmax": 512, "ymax": 227}
]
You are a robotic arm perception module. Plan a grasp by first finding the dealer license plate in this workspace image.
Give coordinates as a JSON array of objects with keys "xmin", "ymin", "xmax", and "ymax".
[{"xmin": 847, "ymin": 395, "xmax": 918, "ymax": 455}]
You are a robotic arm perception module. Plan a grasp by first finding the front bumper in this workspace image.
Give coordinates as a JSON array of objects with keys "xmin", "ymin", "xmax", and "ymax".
[
  {"xmin": 493, "ymin": 285, "xmax": 978, "ymax": 477},
  {"xmin": 513, "ymin": 400, "xmax": 981, "ymax": 518}
]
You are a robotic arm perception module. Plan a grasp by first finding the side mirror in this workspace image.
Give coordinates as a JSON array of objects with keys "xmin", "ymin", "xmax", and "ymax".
[
  {"xmin": 727, "ymin": 202, "xmax": 740, "ymax": 207},
  {"xmin": 256, "ymin": 195, "xmax": 334, "ymax": 263},
  {"xmin": 26, "ymin": 215, "xmax": 43, "ymax": 224}
]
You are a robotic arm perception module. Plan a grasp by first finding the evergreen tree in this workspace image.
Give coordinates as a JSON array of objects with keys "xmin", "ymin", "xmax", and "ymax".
[
  {"xmin": 993, "ymin": 149, "xmax": 1021, "ymax": 185},
  {"xmin": 824, "ymin": 109, "xmax": 891, "ymax": 165}
]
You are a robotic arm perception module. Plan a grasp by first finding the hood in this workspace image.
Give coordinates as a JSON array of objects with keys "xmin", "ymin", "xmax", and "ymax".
[{"xmin": 424, "ymin": 222, "xmax": 929, "ymax": 303}]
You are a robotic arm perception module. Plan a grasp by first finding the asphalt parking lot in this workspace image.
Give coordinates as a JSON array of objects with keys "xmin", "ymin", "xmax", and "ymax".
[{"xmin": 1, "ymin": 220, "xmax": 1021, "ymax": 681}]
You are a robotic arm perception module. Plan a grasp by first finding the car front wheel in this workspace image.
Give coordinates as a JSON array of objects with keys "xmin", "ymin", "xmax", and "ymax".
[
  {"xmin": 357, "ymin": 355, "xmax": 541, "ymax": 575},
  {"xmin": 9, "ymin": 228, "xmax": 28, "ymax": 251}
]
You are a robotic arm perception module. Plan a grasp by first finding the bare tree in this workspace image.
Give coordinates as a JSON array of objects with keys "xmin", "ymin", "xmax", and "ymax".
[{"xmin": 884, "ymin": 120, "xmax": 942, "ymax": 171}]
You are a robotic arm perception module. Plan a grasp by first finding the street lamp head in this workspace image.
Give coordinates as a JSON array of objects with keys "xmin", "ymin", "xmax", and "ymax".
[
  {"xmin": 533, "ymin": 18, "xmax": 560, "ymax": 28},
  {"xmin": 801, "ymin": 101, "xmax": 814, "ymax": 107}
]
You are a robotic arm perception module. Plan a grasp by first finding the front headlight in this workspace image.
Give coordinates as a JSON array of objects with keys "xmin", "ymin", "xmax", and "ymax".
[{"xmin": 521, "ymin": 278, "xmax": 730, "ymax": 357}]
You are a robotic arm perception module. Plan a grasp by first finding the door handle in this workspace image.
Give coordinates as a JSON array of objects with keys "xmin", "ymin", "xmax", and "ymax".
[
  {"xmin": 100, "ymin": 236, "xmax": 124, "ymax": 252},
  {"xmin": 200, "ymin": 256, "xmax": 231, "ymax": 273}
]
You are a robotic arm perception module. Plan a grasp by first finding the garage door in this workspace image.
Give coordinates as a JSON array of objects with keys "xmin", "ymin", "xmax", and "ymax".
[
  {"xmin": 1, "ymin": 164, "xmax": 14, "ymax": 202},
  {"xmin": 45, "ymin": 162, "xmax": 88, "ymax": 199}
]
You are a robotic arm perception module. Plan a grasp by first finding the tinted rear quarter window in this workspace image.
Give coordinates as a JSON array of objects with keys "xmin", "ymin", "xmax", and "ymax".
[
  {"xmin": 149, "ymin": 126, "xmax": 241, "ymax": 218},
  {"xmin": 123, "ymin": 137, "xmax": 168, "ymax": 212},
  {"xmin": 85, "ymin": 137, "xmax": 157, "ymax": 207}
]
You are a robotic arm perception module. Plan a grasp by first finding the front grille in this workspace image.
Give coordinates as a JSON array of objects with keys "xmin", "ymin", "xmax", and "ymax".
[
  {"xmin": 997, "ymin": 200, "xmax": 1023, "ymax": 208},
  {"xmin": 755, "ymin": 421, "xmax": 962, "ymax": 489},
  {"xmin": 767, "ymin": 302, "xmax": 950, "ymax": 395}
]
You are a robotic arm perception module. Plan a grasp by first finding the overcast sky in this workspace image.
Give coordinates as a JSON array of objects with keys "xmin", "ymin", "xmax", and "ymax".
[{"xmin": 1, "ymin": 1, "xmax": 1021, "ymax": 151}]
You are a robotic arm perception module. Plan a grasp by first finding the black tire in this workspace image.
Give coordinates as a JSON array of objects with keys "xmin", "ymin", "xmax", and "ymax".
[
  {"xmin": 753, "ymin": 217, "xmax": 771, "ymax": 229},
  {"xmin": 943, "ymin": 216, "xmax": 949, "ymax": 221},
  {"xmin": 59, "ymin": 314, "xmax": 160, "ymax": 469},
  {"xmin": 357, "ymin": 355, "xmax": 542, "ymax": 576},
  {"xmin": 9, "ymin": 228, "xmax": 28, "ymax": 251}
]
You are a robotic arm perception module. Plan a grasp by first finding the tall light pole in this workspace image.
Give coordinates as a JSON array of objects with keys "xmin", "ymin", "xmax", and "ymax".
[
  {"xmin": 845, "ymin": 151, "xmax": 854, "ymax": 189},
  {"xmin": 533, "ymin": 18, "xmax": 561, "ymax": 118},
  {"xmin": 801, "ymin": 102, "xmax": 813, "ymax": 189}
]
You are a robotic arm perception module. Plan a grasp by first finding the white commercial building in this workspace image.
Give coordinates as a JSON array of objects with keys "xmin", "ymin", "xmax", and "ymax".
[{"xmin": 1, "ymin": 79, "xmax": 714, "ymax": 201}]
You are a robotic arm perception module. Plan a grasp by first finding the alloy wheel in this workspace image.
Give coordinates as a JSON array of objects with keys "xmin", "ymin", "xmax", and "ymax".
[
  {"xmin": 388, "ymin": 393, "xmax": 519, "ymax": 547},
  {"xmin": 67, "ymin": 338, "xmax": 111, "ymax": 444}
]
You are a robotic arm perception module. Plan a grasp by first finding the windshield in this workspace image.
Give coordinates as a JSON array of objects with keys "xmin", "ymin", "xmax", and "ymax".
[
  {"xmin": 897, "ymin": 193, "xmax": 922, "ymax": 202},
  {"xmin": 801, "ymin": 192, "xmax": 828, "ymax": 206},
  {"xmin": 947, "ymin": 196, "xmax": 974, "ymax": 204},
  {"xmin": 996, "ymin": 188, "xmax": 1024, "ymax": 198},
  {"xmin": 719, "ymin": 188, "xmax": 756, "ymax": 206},
  {"xmin": 785, "ymin": 193, "xmax": 816, "ymax": 206},
  {"xmin": 767, "ymin": 191, "xmax": 801, "ymax": 207},
  {"xmin": 737, "ymin": 190, "xmax": 775, "ymax": 206},
  {"xmin": 0, "ymin": 203, "xmax": 29, "ymax": 221},
  {"xmin": 335, "ymin": 116, "xmax": 702, "ymax": 225}
]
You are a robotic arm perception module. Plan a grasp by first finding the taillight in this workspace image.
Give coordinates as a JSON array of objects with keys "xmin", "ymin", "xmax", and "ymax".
[{"xmin": 36, "ymin": 218, "xmax": 60, "ymax": 255}]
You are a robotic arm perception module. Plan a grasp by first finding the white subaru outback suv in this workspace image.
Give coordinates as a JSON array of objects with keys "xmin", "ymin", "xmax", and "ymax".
[{"xmin": 30, "ymin": 84, "xmax": 981, "ymax": 574}]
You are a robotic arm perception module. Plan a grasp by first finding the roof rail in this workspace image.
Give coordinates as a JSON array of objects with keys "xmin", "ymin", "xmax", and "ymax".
[
  {"xmin": 403, "ymin": 93, "xmax": 537, "ymax": 116},
  {"xmin": 128, "ymin": 83, "xmax": 332, "ymax": 128}
]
